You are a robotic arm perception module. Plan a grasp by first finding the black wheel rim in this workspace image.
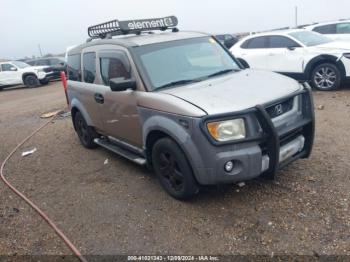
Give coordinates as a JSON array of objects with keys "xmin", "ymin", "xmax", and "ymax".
[
  {"xmin": 314, "ymin": 66, "xmax": 337, "ymax": 89},
  {"xmin": 76, "ymin": 116, "xmax": 89, "ymax": 144},
  {"xmin": 158, "ymin": 151, "xmax": 184, "ymax": 192}
]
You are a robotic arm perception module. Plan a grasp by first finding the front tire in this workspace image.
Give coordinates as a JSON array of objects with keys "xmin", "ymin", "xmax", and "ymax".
[
  {"xmin": 152, "ymin": 137, "xmax": 199, "ymax": 200},
  {"xmin": 39, "ymin": 79, "xmax": 50, "ymax": 85},
  {"xmin": 74, "ymin": 111, "xmax": 98, "ymax": 149},
  {"xmin": 311, "ymin": 63, "xmax": 340, "ymax": 91},
  {"xmin": 24, "ymin": 75, "xmax": 39, "ymax": 88}
]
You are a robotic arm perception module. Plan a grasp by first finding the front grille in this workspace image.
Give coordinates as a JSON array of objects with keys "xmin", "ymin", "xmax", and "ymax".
[{"xmin": 266, "ymin": 97, "xmax": 294, "ymax": 118}]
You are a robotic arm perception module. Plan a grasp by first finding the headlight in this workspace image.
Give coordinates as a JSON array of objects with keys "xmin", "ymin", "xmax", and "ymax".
[
  {"xmin": 207, "ymin": 118, "xmax": 246, "ymax": 142},
  {"xmin": 343, "ymin": 53, "xmax": 350, "ymax": 59}
]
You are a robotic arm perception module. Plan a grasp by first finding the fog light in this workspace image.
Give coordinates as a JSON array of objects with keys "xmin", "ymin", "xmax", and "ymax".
[{"xmin": 224, "ymin": 161, "xmax": 234, "ymax": 172}]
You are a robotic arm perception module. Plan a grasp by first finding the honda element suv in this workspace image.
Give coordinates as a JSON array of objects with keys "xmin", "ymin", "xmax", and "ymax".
[{"xmin": 67, "ymin": 16, "xmax": 315, "ymax": 200}]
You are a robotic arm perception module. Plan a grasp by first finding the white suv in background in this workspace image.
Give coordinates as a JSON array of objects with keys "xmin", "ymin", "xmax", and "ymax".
[
  {"xmin": 0, "ymin": 61, "xmax": 53, "ymax": 90},
  {"xmin": 303, "ymin": 20, "xmax": 350, "ymax": 41},
  {"xmin": 230, "ymin": 29, "xmax": 350, "ymax": 91}
]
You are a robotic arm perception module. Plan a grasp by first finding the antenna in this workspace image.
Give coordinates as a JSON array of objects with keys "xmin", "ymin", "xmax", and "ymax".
[
  {"xmin": 295, "ymin": 6, "xmax": 298, "ymax": 27},
  {"xmin": 38, "ymin": 44, "xmax": 43, "ymax": 57}
]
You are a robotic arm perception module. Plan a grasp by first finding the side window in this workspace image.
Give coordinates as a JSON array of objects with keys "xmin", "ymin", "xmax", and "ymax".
[
  {"xmin": 313, "ymin": 24, "xmax": 336, "ymax": 34},
  {"xmin": 49, "ymin": 58, "xmax": 60, "ymax": 65},
  {"xmin": 336, "ymin": 23, "xmax": 350, "ymax": 34},
  {"xmin": 99, "ymin": 51, "xmax": 131, "ymax": 86},
  {"xmin": 1, "ymin": 63, "xmax": 14, "ymax": 71},
  {"xmin": 67, "ymin": 54, "xmax": 81, "ymax": 81},
  {"xmin": 36, "ymin": 59, "xmax": 49, "ymax": 66},
  {"xmin": 83, "ymin": 52, "xmax": 96, "ymax": 83},
  {"xmin": 268, "ymin": 36, "xmax": 300, "ymax": 48},
  {"xmin": 241, "ymin": 37, "xmax": 267, "ymax": 49}
]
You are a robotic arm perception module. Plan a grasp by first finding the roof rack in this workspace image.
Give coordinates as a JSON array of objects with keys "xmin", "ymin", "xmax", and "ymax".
[{"xmin": 87, "ymin": 16, "xmax": 179, "ymax": 40}]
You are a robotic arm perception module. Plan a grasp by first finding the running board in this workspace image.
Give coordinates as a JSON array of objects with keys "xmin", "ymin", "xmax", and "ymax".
[{"xmin": 94, "ymin": 138, "xmax": 147, "ymax": 165}]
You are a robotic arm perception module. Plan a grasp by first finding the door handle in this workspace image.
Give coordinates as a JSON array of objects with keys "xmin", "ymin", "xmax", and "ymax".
[{"xmin": 94, "ymin": 93, "xmax": 104, "ymax": 104}]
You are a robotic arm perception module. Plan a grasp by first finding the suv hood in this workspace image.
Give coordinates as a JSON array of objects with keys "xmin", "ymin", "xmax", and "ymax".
[
  {"xmin": 308, "ymin": 41, "xmax": 350, "ymax": 54},
  {"xmin": 160, "ymin": 70, "xmax": 302, "ymax": 115}
]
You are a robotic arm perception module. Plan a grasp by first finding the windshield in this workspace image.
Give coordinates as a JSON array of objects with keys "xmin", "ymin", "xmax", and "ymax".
[
  {"xmin": 133, "ymin": 37, "xmax": 241, "ymax": 91},
  {"xmin": 12, "ymin": 61, "xmax": 30, "ymax": 69},
  {"xmin": 289, "ymin": 31, "xmax": 332, "ymax": 46}
]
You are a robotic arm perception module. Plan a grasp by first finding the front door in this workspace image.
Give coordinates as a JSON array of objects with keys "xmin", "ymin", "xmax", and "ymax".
[
  {"xmin": 264, "ymin": 36, "xmax": 305, "ymax": 74},
  {"xmin": 97, "ymin": 48, "xmax": 143, "ymax": 148}
]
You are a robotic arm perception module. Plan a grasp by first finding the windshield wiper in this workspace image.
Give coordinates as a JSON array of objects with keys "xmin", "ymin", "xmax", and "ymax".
[
  {"xmin": 155, "ymin": 79, "xmax": 202, "ymax": 91},
  {"xmin": 206, "ymin": 68, "xmax": 238, "ymax": 78}
]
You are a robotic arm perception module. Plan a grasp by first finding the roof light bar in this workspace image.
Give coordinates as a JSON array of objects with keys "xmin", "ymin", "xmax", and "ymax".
[{"xmin": 87, "ymin": 16, "xmax": 178, "ymax": 39}]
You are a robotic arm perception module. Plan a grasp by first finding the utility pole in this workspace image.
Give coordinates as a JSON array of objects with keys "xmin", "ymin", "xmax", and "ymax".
[
  {"xmin": 38, "ymin": 44, "xmax": 43, "ymax": 57},
  {"xmin": 295, "ymin": 6, "xmax": 298, "ymax": 27}
]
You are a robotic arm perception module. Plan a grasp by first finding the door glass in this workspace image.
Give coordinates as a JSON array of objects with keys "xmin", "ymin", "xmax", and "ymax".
[
  {"xmin": 268, "ymin": 36, "xmax": 300, "ymax": 48},
  {"xmin": 83, "ymin": 52, "xmax": 96, "ymax": 83},
  {"xmin": 243, "ymin": 37, "xmax": 267, "ymax": 49},
  {"xmin": 100, "ymin": 52, "xmax": 131, "ymax": 86},
  {"xmin": 313, "ymin": 24, "xmax": 336, "ymax": 34},
  {"xmin": 67, "ymin": 54, "xmax": 81, "ymax": 81},
  {"xmin": 1, "ymin": 64, "xmax": 14, "ymax": 71},
  {"xmin": 336, "ymin": 23, "xmax": 350, "ymax": 34}
]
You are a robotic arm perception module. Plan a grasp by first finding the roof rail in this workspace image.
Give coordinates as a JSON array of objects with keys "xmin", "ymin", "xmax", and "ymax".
[{"xmin": 87, "ymin": 16, "xmax": 179, "ymax": 39}]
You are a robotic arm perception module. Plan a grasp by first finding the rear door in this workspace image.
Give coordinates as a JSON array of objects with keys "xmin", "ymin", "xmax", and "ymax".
[
  {"xmin": 239, "ymin": 36, "xmax": 269, "ymax": 70},
  {"xmin": 67, "ymin": 50, "xmax": 105, "ymax": 131},
  {"xmin": 264, "ymin": 36, "xmax": 304, "ymax": 73},
  {"xmin": 0, "ymin": 63, "xmax": 21, "ymax": 85}
]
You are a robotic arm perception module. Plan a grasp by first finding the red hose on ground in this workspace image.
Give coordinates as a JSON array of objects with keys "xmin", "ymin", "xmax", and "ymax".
[{"xmin": 0, "ymin": 113, "xmax": 88, "ymax": 262}]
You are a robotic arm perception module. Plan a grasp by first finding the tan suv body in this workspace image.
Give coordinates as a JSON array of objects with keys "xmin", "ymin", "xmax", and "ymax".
[{"xmin": 67, "ymin": 17, "xmax": 315, "ymax": 199}]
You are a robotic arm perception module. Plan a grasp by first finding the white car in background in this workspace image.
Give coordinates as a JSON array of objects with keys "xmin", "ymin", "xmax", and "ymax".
[
  {"xmin": 230, "ymin": 29, "xmax": 350, "ymax": 91},
  {"xmin": 0, "ymin": 61, "xmax": 53, "ymax": 90},
  {"xmin": 303, "ymin": 20, "xmax": 350, "ymax": 41}
]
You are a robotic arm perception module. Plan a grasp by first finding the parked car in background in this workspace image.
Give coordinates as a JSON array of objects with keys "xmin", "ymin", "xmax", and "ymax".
[
  {"xmin": 303, "ymin": 19, "xmax": 350, "ymax": 41},
  {"xmin": 26, "ymin": 57, "xmax": 66, "ymax": 80},
  {"xmin": 0, "ymin": 61, "xmax": 53, "ymax": 89},
  {"xmin": 230, "ymin": 29, "xmax": 350, "ymax": 91},
  {"xmin": 215, "ymin": 34, "xmax": 238, "ymax": 49}
]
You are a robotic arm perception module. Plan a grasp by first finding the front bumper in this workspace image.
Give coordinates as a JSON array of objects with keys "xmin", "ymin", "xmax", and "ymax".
[{"xmin": 191, "ymin": 87, "xmax": 315, "ymax": 185}]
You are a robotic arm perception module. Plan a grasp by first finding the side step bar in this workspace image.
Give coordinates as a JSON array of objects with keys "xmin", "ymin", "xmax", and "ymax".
[{"xmin": 94, "ymin": 138, "xmax": 147, "ymax": 165}]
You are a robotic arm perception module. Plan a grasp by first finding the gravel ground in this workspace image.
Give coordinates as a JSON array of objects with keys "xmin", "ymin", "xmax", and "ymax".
[{"xmin": 0, "ymin": 82, "xmax": 349, "ymax": 258}]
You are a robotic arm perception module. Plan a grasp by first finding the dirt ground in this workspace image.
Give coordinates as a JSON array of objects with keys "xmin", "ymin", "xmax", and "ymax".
[{"xmin": 0, "ymin": 81, "xmax": 349, "ymax": 259}]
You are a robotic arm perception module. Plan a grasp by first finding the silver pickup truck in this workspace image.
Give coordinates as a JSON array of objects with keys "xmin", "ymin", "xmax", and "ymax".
[{"xmin": 67, "ymin": 16, "xmax": 315, "ymax": 200}]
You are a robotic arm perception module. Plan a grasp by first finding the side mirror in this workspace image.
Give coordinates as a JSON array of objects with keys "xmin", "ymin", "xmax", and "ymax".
[
  {"xmin": 109, "ymin": 78, "xmax": 136, "ymax": 92},
  {"xmin": 10, "ymin": 67, "xmax": 17, "ymax": 71}
]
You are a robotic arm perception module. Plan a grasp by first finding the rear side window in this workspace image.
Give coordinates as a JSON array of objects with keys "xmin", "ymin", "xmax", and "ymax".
[
  {"xmin": 67, "ymin": 54, "xmax": 81, "ymax": 81},
  {"xmin": 241, "ymin": 37, "xmax": 267, "ymax": 49},
  {"xmin": 336, "ymin": 23, "xmax": 350, "ymax": 34},
  {"xmin": 99, "ymin": 51, "xmax": 131, "ymax": 86},
  {"xmin": 313, "ymin": 24, "xmax": 336, "ymax": 34},
  {"xmin": 49, "ymin": 58, "xmax": 60, "ymax": 65},
  {"xmin": 83, "ymin": 52, "xmax": 96, "ymax": 83},
  {"xmin": 1, "ymin": 64, "xmax": 14, "ymax": 71},
  {"xmin": 268, "ymin": 36, "xmax": 300, "ymax": 48}
]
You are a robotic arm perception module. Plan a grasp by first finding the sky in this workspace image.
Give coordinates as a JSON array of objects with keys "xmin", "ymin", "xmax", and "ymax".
[{"xmin": 1, "ymin": 0, "xmax": 350, "ymax": 59}]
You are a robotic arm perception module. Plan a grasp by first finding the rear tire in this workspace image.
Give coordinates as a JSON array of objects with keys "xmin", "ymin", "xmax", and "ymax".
[
  {"xmin": 24, "ymin": 75, "xmax": 39, "ymax": 88},
  {"xmin": 152, "ymin": 137, "xmax": 199, "ymax": 200},
  {"xmin": 310, "ymin": 63, "xmax": 340, "ymax": 91},
  {"xmin": 74, "ymin": 111, "xmax": 98, "ymax": 149}
]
